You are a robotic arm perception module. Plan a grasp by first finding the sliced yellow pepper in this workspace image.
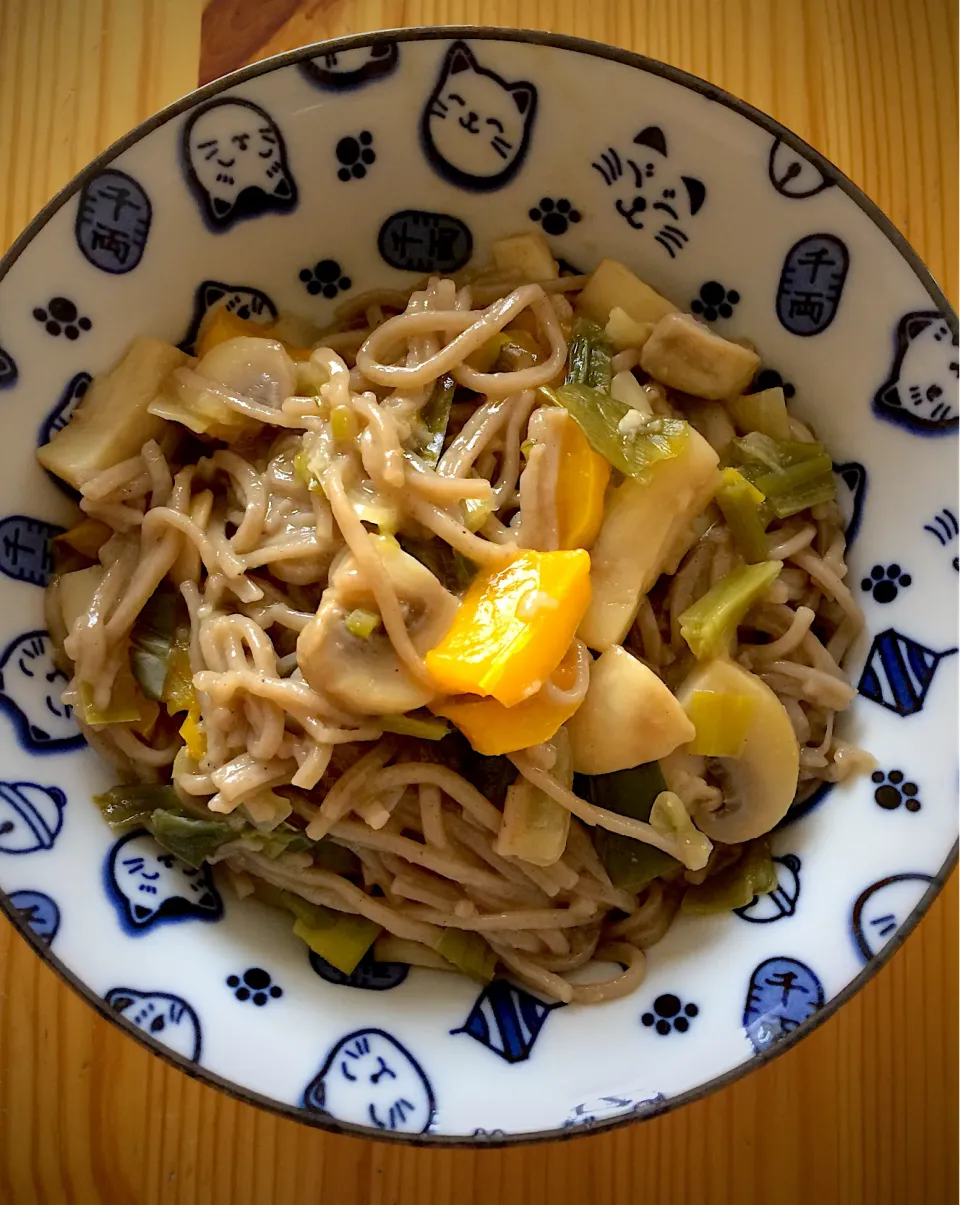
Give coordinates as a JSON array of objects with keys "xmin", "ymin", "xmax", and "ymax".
[
  {"xmin": 179, "ymin": 705, "xmax": 206, "ymax": 761},
  {"xmin": 555, "ymin": 416, "xmax": 611, "ymax": 550},
  {"xmin": 196, "ymin": 307, "xmax": 312, "ymax": 362},
  {"xmin": 425, "ymin": 549, "xmax": 591, "ymax": 707},
  {"xmin": 687, "ymin": 689, "xmax": 756, "ymax": 758},
  {"xmin": 432, "ymin": 641, "xmax": 584, "ymax": 755}
]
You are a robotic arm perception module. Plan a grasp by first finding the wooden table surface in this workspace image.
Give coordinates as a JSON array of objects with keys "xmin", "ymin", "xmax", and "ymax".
[{"xmin": 0, "ymin": 2, "xmax": 956, "ymax": 1202}]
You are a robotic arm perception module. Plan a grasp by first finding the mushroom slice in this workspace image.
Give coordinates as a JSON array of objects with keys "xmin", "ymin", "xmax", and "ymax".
[
  {"xmin": 674, "ymin": 658, "xmax": 799, "ymax": 843},
  {"xmin": 197, "ymin": 336, "xmax": 297, "ymax": 410},
  {"xmin": 297, "ymin": 538, "xmax": 459, "ymax": 716}
]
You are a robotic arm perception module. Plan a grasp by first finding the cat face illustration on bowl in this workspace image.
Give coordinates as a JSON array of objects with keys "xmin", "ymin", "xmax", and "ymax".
[
  {"xmin": 591, "ymin": 126, "xmax": 706, "ymax": 256},
  {"xmin": 105, "ymin": 987, "xmax": 202, "ymax": 1062},
  {"xmin": 303, "ymin": 1028, "xmax": 435, "ymax": 1134},
  {"xmin": 874, "ymin": 311, "xmax": 959, "ymax": 432},
  {"xmin": 106, "ymin": 831, "xmax": 222, "ymax": 931},
  {"xmin": 0, "ymin": 631, "xmax": 81, "ymax": 751},
  {"xmin": 300, "ymin": 42, "xmax": 399, "ymax": 91},
  {"xmin": 421, "ymin": 41, "xmax": 537, "ymax": 192},
  {"xmin": 182, "ymin": 98, "xmax": 297, "ymax": 230}
]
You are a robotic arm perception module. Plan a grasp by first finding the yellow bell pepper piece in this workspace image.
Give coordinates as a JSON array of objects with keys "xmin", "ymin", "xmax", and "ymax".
[
  {"xmin": 432, "ymin": 641, "xmax": 584, "ymax": 755},
  {"xmin": 555, "ymin": 417, "xmax": 611, "ymax": 550},
  {"xmin": 179, "ymin": 705, "xmax": 206, "ymax": 761},
  {"xmin": 425, "ymin": 549, "xmax": 591, "ymax": 707},
  {"xmin": 196, "ymin": 308, "xmax": 312, "ymax": 362}
]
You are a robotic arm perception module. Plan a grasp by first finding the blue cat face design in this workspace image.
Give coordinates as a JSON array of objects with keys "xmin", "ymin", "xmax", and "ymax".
[
  {"xmin": 421, "ymin": 41, "xmax": 537, "ymax": 192},
  {"xmin": 303, "ymin": 1028, "xmax": 435, "ymax": 1134},
  {"xmin": 0, "ymin": 782, "xmax": 66, "ymax": 854},
  {"xmin": 0, "ymin": 344, "xmax": 17, "ymax": 390},
  {"xmin": 735, "ymin": 854, "xmax": 802, "ymax": 923},
  {"xmin": 0, "ymin": 631, "xmax": 81, "ymax": 751},
  {"xmin": 874, "ymin": 312, "xmax": 959, "ymax": 432},
  {"xmin": 852, "ymin": 873, "xmax": 934, "ymax": 961},
  {"xmin": 178, "ymin": 280, "xmax": 278, "ymax": 356},
  {"xmin": 301, "ymin": 42, "xmax": 399, "ymax": 90},
  {"xmin": 105, "ymin": 987, "xmax": 201, "ymax": 1062},
  {"xmin": 106, "ymin": 831, "xmax": 222, "ymax": 931},
  {"xmin": 8, "ymin": 889, "xmax": 60, "ymax": 943},
  {"xmin": 182, "ymin": 98, "xmax": 297, "ymax": 231}
]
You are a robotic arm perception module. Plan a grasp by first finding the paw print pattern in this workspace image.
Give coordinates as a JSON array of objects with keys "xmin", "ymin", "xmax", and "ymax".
[
  {"xmin": 861, "ymin": 563, "xmax": 911, "ymax": 604},
  {"xmin": 32, "ymin": 298, "xmax": 92, "ymax": 340},
  {"xmin": 227, "ymin": 967, "xmax": 283, "ymax": 1006},
  {"xmin": 641, "ymin": 993, "xmax": 699, "ymax": 1035},
  {"xmin": 872, "ymin": 769, "xmax": 921, "ymax": 812},
  {"xmin": 299, "ymin": 259, "xmax": 352, "ymax": 299},
  {"xmin": 528, "ymin": 197, "xmax": 582, "ymax": 236},
  {"xmin": 691, "ymin": 281, "xmax": 740, "ymax": 322},
  {"xmin": 336, "ymin": 131, "xmax": 375, "ymax": 181}
]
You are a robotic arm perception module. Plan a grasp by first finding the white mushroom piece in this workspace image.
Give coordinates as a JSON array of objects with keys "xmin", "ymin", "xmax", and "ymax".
[
  {"xmin": 567, "ymin": 645, "xmax": 695, "ymax": 775},
  {"xmin": 640, "ymin": 311, "xmax": 761, "ymax": 400},
  {"xmin": 671, "ymin": 657, "xmax": 800, "ymax": 843},
  {"xmin": 297, "ymin": 537, "xmax": 459, "ymax": 716}
]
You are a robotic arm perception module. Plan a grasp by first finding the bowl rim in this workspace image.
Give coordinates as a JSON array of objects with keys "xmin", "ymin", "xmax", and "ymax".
[{"xmin": 0, "ymin": 24, "xmax": 955, "ymax": 1149}]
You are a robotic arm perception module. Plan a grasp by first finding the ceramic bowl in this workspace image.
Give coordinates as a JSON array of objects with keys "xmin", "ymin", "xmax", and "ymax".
[{"xmin": 0, "ymin": 28, "xmax": 956, "ymax": 1145}]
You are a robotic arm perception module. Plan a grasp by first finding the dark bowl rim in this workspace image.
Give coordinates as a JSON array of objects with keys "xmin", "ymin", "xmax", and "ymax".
[{"xmin": 0, "ymin": 24, "xmax": 956, "ymax": 1151}]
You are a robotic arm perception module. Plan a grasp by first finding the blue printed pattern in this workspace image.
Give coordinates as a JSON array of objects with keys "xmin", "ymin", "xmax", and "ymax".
[
  {"xmin": 309, "ymin": 947, "xmax": 409, "ymax": 991},
  {"xmin": 0, "ymin": 631, "xmax": 81, "ymax": 751},
  {"xmin": 735, "ymin": 854, "xmax": 801, "ymax": 923},
  {"xmin": 851, "ymin": 873, "xmax": 935, "ymax": 961},
  {"xmin": 453, "ymin": 979, "xmax": 563, "ymax": 1063},
  {"xmin": 378, "ymin": 210, "xmax": 473, "ymax": 274},
  {"xmin": 924, "ymin": 507, "xmax": 959, "ymax": 569},
  {"xmin": 0, "ymin": 516, "xmax": 63, "ymax": 586},
  {"xmin": 0, "ymin": 782, "xmax": 66, "ymax": 853},
  {"xmin": 182, "ymin": 98, "xmax": 297, "ymax": 230},
  {"xmin": 768, "ymin": 137, "xmax": 835, "ymax": 198},
  {"xmin": 179, "ymin": 281, "xmax": 278, "ymax": 355},
  {"xmin": 300, "ymin": 43, "xmax": 399, "ymax": 91},
  {"xmin": 76, "ymin": 169, "xmax": 152, "ymax": 274},
  {"xmin": 776, "ymin": 234, "xmax": 849, "ymax": 335},
  {"xmin": 105, "ymin": 987, "xmax": 202, "ymax": 1062},
  {"xmin": 7, "ymin": 889, "xmax": 60, "ymax": 943},
  {"xmin": 873, "ymin": 312, "xmax": 958, "ymax": 433},
  {"xmin": 563, "ymin": 1092, "xmax": 666, "ymax": 1129},
  {"xmin": 592, "ymin": 126, "xmax": 706, "ymax": 256},
  {"xmin": 0, "ymin": 345, "xmax": 17, "ymax": 390},
  {"xmin": 858, "ymin": 629, "xmax": 957, "ymax": 715},
  {"xmin": 40, "ymin": 373, "xmax": 91, "ymax": 448},
  {"xmin": 106, "ymin": 831, "xmax": 222, "ymax": 931},
  {"xmin": 743, "ymin": 956, "xmax": 825, "ymax": 1052},
  {"xmin": 303, "ymin": 1029, "xmax": 435, "ymax": 1133},
  {"xmin": 834, "ymin": 462, "xmax": 867, "ymax": 546}
]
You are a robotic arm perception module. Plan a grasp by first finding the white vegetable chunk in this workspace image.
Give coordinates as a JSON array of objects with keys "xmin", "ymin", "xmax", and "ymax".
[
  {"xmin": 577, "ymin": 259, "xmax": 677, "ymax": 326},
  {"xmin": 491, "ymin": 232, "xmax": 558, "ymax": 281},
  {"xmin": 567, "ymin": 646, "xmax": 695, "ymax": 775},
  {"xmin": 37, "ymin": 337, "xmax": 188, "ymax": 490},
  {"xmin": 674, "ymin": 658, "xmax": 800, "ymax": 842},
  {"xmin": 640, "ymin": 312, "xmax": 761, "ymax": 400},
  {"xmin": 579, "ymin": 426, "xmax": 720, "ymax": 650}
]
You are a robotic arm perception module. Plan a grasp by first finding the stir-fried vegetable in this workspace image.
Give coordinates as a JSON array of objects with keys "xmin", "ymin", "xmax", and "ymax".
[
  {"xmin": 196, "ymin": 306, "xmax": 314, "ymax": 362},
  {"xmin": 727, "ymin": 386, "xmax": 791, "ymax": 442},
  {"xmin": 686, "ymin": 687, "xmax": 755, "ymax": 758},
  {"xmin": 576, "ymin": 258, "xmax": 677, "ymax": 327},
  {"xmin": 377, "ymin": 712, "xmax": 451, "ymax": 740},
  {"xmin": 434, "ymin": 931, "xmax": 497, "ymax": 983},
  {"xmin": 554, "ymin": 412, "xmax": 611, "ymax": 551},
  {"xmin": 433, "ymin": 640, "xmax": 585, "ymax": 756},
  {"xmin": 292, "ymin": 912, "xmax": 382, "ymax": 975},
  {"xmin": 681, "ymin": 840, "xmax": 777, "ymax": 914},
  {"xmin": 649, "ymin": 791, "xmax": 712, "ymax": 872},
  {"xmin": 344, "ymin": 608, "xmax": 382, "ymax": 639},
  {"xmin": 93, "ymin": 784, "xmax": 232, "ymax": 867},
  {"xmin": 679, "ymin": 560, "xmax": 783, "ymax": 661},
  {"xmin": 149, "ymin": 809, "xmax": 233, "ymax": 868},
  {"xmin": 399, "ymin": 535, "xmax": 476, "ymax": 592},
  {"xmin": 542, "ymin": 382, "xmax": 690, "ymax": 481},
  {"xmin": 726, "ymin": 433, "xmax": 836, "ymax": 518},
  {"xmin": 130, "ymin": 589, "xmax": 184, "ymax": 702},
  {"xmin": 496, "ymin": 729, "xmax": 572, "ymax": 867},
  {"xmin": 425, "ymin": 549, "xmax": 591, "ymax": 707},
  {"xmin": 53, "ymin": 519, "xmax": 111, "ymax": 562},
  {"xmin": 93, "ymin": 783, "xmax": 181, "ymax": 833},
  {"xmin": 715, "ymin": 467, "xmax": 770, "ymax": 564},
  {"xmin": 418, "ymin": 373, "xmax": 456, "ymax": 465},
  {"xmin": 566, "ymin": 318, "xmax": 613, "ymax": 393},
  {"xmin": 78, "ymin": 659, "xmax": 159, "ymax": 732},
  {"xmin": 580, "ymin": 763, "xmax": 681, "ymax": 891}
]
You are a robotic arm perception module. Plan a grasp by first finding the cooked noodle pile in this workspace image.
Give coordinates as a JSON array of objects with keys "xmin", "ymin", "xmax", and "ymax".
[{"xmin": 40, "ymin": 241, "xmax": 872, "ymax": 1003}]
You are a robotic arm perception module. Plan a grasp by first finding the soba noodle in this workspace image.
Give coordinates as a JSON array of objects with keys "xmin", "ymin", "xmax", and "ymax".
[{"xmin": 39, "ymin": 242, "xmax": 869, "ymax": 1003}]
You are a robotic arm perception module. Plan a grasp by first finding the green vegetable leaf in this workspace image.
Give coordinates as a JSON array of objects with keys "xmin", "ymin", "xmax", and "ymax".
[
  {"xmin": 418, "ymin": 373, "xmax": 456, "ymax": 465},
  {"xmin": 578, "ymin": 764, "xmax": 682, "ymax": 891},
  {"xmin": 435, "ymin": 931, "xmax": 497, "ymax": 983},
  {"xmin": 681, "ymin": 840, "xmax": 777, "ymax": 914},
  {"xmin": 678, "ymin": 560, "xmax": 783, "ymax": 661},
  {"xmin": 94, "ymin": 783, "xmax": 181, "ymax": 833},
  {"xmin": 566, "ymin": 318, "xmax": 613, "ymax": 393},
  {"xmin": 147, "ymin": 809, "xmax": 233, "ymax": 869}
]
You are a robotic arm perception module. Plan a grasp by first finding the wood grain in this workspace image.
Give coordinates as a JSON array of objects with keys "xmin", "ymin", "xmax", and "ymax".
[{"xmin": 0, "ymin": 2, "xmax": 956, "ymax": 1203}]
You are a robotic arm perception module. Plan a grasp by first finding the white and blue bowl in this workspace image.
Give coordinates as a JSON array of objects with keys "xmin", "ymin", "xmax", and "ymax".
[{"xmin": 0, "ymin": 28, "xmax": 955, "ymax": 1144}]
